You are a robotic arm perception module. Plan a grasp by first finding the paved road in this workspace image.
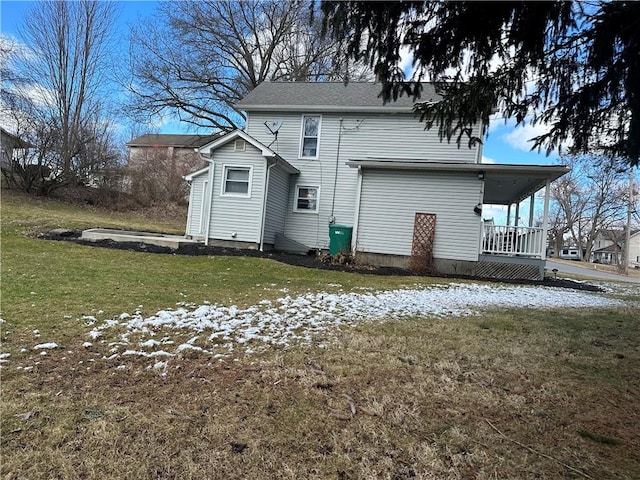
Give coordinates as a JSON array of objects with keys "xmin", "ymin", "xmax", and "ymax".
[{"xmin": 546, "ymin": 260, "xmax": 640, "ymax": 284}]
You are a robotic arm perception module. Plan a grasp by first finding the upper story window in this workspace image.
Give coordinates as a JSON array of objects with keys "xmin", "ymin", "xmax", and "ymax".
[
  {"xmin": 300, "ymin": 115, "xmax": 321, "ymax": 159},
  {"xmin": 221, "ymin": 165, "xmax": 252, "ymax": 197}
]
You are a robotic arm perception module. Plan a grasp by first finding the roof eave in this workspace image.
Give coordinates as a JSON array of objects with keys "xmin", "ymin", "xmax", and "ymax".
[{"xmin": 235, "ymin": 104, "xmax": 415, "ymax": 114}]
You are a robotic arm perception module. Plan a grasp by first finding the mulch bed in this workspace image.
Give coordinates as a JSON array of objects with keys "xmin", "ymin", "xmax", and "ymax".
[{"xmin": 37, "ymin": 229, "xmax": 603, "ymax": 292}]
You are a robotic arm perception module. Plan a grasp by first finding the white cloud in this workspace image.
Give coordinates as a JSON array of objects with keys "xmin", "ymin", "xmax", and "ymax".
[
  {"xmin": 481, "ymin": 155, "xmax": 496, "ymax": 164},
  {"xmin": 502, "ymin": 123, "xmax": 551, "ymax": 152}
]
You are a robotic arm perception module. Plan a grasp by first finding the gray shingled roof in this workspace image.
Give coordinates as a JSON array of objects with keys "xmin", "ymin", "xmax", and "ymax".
[
  {"xmin": 235, "ymin": 82, "xmax": 442, "ymax": 112},
  {"xmin": 126, "ymin": 133, "xmax": 221, "ymax": 148}
]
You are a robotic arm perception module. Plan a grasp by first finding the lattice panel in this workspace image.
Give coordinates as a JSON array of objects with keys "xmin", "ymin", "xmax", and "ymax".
[{"xmin": 409, "ymin": 213, "xmax": 436, "ymax": 274}]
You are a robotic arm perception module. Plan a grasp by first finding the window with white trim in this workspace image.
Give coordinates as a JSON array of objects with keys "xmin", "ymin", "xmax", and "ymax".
[
  {"xmin": 294, "ymin": 185, "xmax": 319, "ymax": 213},
  {"xmin": 221, "ymin": 165, "xmax": 251, "ymax": 197},
  {"xmin": 300, "ymin": 115, "xmax": 320, "ymax": 158}
]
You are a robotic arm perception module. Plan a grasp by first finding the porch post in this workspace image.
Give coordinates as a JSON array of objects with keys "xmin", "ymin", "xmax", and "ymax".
[
  {"xmin": 506, "ymin": 204, "xmax": 512, "ymax": 225},
  {"xmin": 515, "ymin": 202, "xmax": 520, "ymax": 227},
  {"xmin": 540, "ymin": 180, "xmax": 551, "ymax": 259},
  {"xmin": 528, "ymin": 193, "xmax": 535, "ymax": 227}
]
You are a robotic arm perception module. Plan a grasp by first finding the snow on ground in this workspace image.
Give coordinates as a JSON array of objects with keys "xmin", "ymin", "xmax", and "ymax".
[{"xmin": 84, "ymin": 282, "xmax": 627, "ymax": 361}]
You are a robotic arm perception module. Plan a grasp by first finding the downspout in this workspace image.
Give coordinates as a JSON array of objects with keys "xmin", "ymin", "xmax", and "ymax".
[
  {"xmin": 259, "ymin": 158, "xmax": 276, "ymax": 252},
  {"xmin": 351, "ymin": 165, "xmax": 363, "ymax": 255},
  {"xmin": 204, "ymin": 157, "xmax": 215, "ymax": 246},
  {"xmin": 330, "ymin": 118, "xmax": 344, "ymax": 223},
  {"xmin": 184, "ymin": 176, "xmax": 194, "ymax": 237}
]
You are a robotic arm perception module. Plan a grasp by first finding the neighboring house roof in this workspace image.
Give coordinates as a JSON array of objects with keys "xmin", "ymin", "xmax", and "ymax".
[
  {"xmin": 235, "ymin": 82, "xmax": 442, "ymax": 113},
  {"xmin": 126, "ymin": 133, "xmax": 222, "ymax": 149},
  {"xmin": 1, "ymin": 127, "xmax": 32, "ymax": 148},
  {"xmin": 592, "ymin": 244, "xmax": 623, "ymax": 254}
]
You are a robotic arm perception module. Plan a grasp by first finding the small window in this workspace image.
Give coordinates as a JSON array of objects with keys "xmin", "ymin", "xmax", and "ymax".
[
  {"xmin": 294, "ymin": 185, "xmax": 319, "ymax": 213},
  {"xmin": 300, "ymin": 115, "xmax": 320, "ymax": 158},
  {"xmin": 234, "ymin": 139, "xmax": 245, "ymax": 152},
  {"xmin": 222, "ymin": 165, "xmax": 251, "ymax": 197}
]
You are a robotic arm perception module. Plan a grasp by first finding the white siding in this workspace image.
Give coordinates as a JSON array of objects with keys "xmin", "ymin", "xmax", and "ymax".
[
  {"xmin": 246, "ymin": 112, "xmax": 481, "ymax": 164},
  {"xmin": 245, "ymin": 111, "xmax": 481, "ymax": 249},
  {"xmin": 186, "ymin": 173, "xmax": 207, "ymax": 237},
  {"xmin": 356, "ymin": 170, "xmax": 483, "ymax": 262},
  {"xmin": 263, "ymin": 164, "xmax": 291, "ymax": 244},
  {"xmin": 208, "ymin": 142, "xmax": 266, "ymax": 244}
]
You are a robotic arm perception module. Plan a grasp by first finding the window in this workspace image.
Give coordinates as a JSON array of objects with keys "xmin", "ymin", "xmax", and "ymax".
[
  {"xmin": 294, "ymin": 185, "xmax": 319, "ymax": 213},
  {"xmin": 234, "ymin": 139, "xmax": 246, "ymax": 152},
  {"xmin": 221, "ymin": 166, "xmax": 251, "ymax": 197},
  {"xmin": 300, "ymin": 115, "xmax": 321, "ymax": 158}
]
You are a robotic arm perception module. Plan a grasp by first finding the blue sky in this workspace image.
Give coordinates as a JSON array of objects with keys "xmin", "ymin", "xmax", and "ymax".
[{"xmin": 1, "ymin": 0, "xmax": 560, "ymax": 169}]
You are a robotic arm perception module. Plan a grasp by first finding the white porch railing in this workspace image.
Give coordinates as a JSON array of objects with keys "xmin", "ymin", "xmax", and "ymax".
[{"xmin": 482, "ymin": 225, "xmax": 546, "ymax": 258}]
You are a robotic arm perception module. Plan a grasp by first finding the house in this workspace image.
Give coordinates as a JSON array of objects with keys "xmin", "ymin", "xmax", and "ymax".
[
  {"xmin": 184, "ymin": 82, "xmax": 569, "ymax": 280},
  {"xmin": 590, "ymin": 229, "xmax": 640, "ymax": 267},
  {"xmin": 628, "ymin": 231, "xmax": 640, "ymax": 269},
  {"xmin": 127, "ymin": 134, "xmax": 221, "ymax": 170},
  {"xmin": 1, "ymin": 127, "xmax": 31, "ymax": 172},
  {"xmin": 590, "ymin": 229, "xmax": 625, "ymax": 264},
  {"xmin": 127, "ymin": 133, "xmax": 221, "ymax": 200}
]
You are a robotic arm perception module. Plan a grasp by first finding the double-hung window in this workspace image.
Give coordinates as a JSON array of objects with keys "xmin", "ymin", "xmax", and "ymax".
[
  {"xmin": 221, "ymin": 165, "xmax": 251, "ymax": 197},
  {"xmin": 300, "ymin": 115, "xmax": 321, "ymax": 159},
  {"xmin": 294, "ymin": 185, "xmax": 319, "ymax": 213}
]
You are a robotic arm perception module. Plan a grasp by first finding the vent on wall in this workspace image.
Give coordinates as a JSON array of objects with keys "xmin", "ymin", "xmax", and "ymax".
[{"xmin": 234, "ymin": 139, "xmax": 246, "ymax": 152}]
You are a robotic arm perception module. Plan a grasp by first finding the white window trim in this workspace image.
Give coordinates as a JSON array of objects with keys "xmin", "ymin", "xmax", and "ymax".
[
  {"xmin": 294, "ymin": 184, "xmax": 320, "ymax": 213},
  {"xmin": 299, "ymin": 114, "xmax": 321, "ymax": 159},
  {"xmin": 220, "ymin": 164, "xmax": 253, "ymax": 198}
]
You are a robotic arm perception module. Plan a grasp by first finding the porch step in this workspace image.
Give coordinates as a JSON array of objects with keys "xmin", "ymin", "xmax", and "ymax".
[{"xmin": 274, "ymin": 233, "xmax": 312, "ymax": 255}]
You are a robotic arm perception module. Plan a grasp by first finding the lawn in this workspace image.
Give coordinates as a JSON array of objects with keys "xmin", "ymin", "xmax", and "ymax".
[{"xmin": 1, "ymin": 190, "xmax": 639, "ymax": 479}]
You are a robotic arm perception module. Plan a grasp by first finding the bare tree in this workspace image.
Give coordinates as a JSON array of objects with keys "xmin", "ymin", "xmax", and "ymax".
[
  {"xmin": 550, "ymin": 155, "xmax": 629, "ymax": 261},
  {"xmin": 126, "ymin": 0, "xmax": 371, "ymax": 131},
  {"xmin": 21, "ymin": 0, "xmax": 118, "ymax": 182}
]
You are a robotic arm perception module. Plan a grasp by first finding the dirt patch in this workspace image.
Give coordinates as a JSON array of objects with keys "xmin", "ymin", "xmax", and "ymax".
[{"xmin": 37, "ymin": 229, "xmax": 603, "ymax": 292}]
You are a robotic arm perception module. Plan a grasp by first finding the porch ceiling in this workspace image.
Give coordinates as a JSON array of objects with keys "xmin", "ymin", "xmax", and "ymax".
[
  {"xmin": 346, "ymin": 159, "xmax": 569, "ymax": 205},
  {"xmin": 483, "ymin": 166, "xmax": 568, "ymax": 204}
]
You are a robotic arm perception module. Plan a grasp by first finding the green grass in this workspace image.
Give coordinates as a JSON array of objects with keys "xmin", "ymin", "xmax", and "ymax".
[
  {"xmin": 2, "ymin": 190, "xmax": 639, "ymax": 479},
  {"xmin": 1, "ymin": 190, "xmax": 437, "ymax": 337}
]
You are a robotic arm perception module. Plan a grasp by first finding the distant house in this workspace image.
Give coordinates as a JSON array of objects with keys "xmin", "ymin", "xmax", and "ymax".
[
  {"xmin": 127, "ymin": 133, "xmax": 221, "ymax": 173},
  {"xmin": 591, "ymin": 229, "xmax": 624, "ymax": 264},
  {"xmin": 184, "ymin": 82, "xmax": 569, "ymax": 280},
  {"xmin": 126, "ymin": 133, "xmax": 221, "ymax": 201},
  {"xmin": 628, "ymin": 231, "xmax": 640, "ymax": 269},
  {"xmin": 0, "ymin": 127, "xmax": 31, "ymax": 172},
  {"xmin": 591, "ymin": 229, "xmax": 640, "ymax": 268}
]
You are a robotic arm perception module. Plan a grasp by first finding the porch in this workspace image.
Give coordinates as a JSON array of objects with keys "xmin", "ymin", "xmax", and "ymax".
[{"xmin": 476, "ymin": 163, "xmax": 569, "ymax": 279}]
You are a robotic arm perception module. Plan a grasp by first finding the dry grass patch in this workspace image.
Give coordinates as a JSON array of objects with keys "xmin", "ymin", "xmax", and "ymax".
[{"xmin": 2, "ymin": 307, "xmax": 638, "ymax": 479}]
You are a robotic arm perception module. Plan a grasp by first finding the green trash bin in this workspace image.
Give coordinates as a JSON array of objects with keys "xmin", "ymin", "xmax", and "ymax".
[{"xmin": 329, "ymin": 224, "xmax": 353, "ymax": 255}]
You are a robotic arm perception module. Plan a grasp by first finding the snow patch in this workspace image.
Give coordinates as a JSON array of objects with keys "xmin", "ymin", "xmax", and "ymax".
[
  {"xmin": 87, "ymin": 283, "xmax": 624, "ymax": 360},
  {"xmin": 34, "ymin": 342, "xmax": 58, "ymax": 350}
]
